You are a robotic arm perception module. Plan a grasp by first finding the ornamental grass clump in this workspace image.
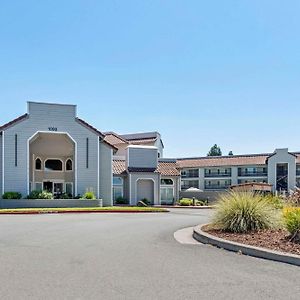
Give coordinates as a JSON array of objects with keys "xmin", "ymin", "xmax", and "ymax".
[
  {"xmin": 283, "ymin": 207, "xmax": 300, "ymax": 242},
  {"xmin": 212, "ymin": 191, "xmax": 279, "ymax": 233}
]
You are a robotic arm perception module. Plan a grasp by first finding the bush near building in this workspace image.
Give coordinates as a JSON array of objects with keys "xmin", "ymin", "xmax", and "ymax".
[
  {"xmin": 27, "ymin": 190, "xmax": 53, "ymax": 199},
  {"xmin": 2, "ymin": 192, "xmax": 22, "ymax": 199}
]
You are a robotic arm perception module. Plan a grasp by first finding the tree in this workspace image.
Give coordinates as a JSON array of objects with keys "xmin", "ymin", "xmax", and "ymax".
[
  {"xmin": 207, "ymin": 144, "xmax": 222, "ymax": 156},
  {"xmin": 228, "ymin": 151, "xmax": 233, "ymax": 156}
]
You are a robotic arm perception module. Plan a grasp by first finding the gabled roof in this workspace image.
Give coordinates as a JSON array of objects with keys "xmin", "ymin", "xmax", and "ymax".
[
  {"xmin": 120, "ymin": 131, "xmax": 159, "ymax": 141},
  {"xmin": 0, "ymin": 113, "xmax": 29, "ymax": 132},
  {"xmin": 120, "ymin": 131, "xmax": 164, "ymax": 148},
  {"xmin": 74, "ymin": 118, "xmax": 118, "ymax": 151},
  {"xmin": 104, "ymin": 132, "xmax": 129, "ymax": 146}
]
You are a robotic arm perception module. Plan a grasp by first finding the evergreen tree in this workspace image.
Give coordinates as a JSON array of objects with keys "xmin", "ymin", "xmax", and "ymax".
[
  {"xmin": 228, "ymin": 151, "xmax": 233, "ymax": 156},
  {"xmin": 207, "ymin": 144, "xmax": 222, "ymax": 156}
]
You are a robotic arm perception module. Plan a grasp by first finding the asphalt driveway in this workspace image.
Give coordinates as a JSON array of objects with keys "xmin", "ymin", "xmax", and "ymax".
[{"xmin": 0, "ymin": 209, "xmax": 299, "ymax": 300}]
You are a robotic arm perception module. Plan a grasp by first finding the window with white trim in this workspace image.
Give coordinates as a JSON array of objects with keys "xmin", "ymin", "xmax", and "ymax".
[
  {"xmin": 113, "ymin": 177, "xmax": 123, "ymax": 201},
  {"xmin": 65, "ymin": 182, "xmax": 73, "ymax": 196},
  {"xmin": 35, "ymin": 158, "xmax": 42, "ymax": 170},
  {"xmin": 35, "ymin": 182, "xmax": 43, "ymax": 191},
  {"xmin": 45, "ymin": 159, "xmax": 63, "ymax": 171},
  {"xmin": 66, "ymin": 159, "xmax": 73, "ymax": 171},
  {"xmin": 161, "ymin": 178, "xmax": 173, "ymax": 185}
]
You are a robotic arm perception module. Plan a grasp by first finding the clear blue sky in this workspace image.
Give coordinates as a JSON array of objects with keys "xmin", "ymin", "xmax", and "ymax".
[{"xmin": 0, "ymin": 1, "xmax": 299, "ymax": 158}]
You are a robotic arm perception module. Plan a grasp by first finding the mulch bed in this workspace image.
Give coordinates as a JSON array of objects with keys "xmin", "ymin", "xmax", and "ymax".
[{"xmin": 203, "ymin": 225, "xmax": 300, "ymax": 256}]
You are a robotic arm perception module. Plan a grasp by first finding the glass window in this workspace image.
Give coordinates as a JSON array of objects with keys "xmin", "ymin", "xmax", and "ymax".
[
  {"xmin": 35, "ymin": 182, "xmax": 43, "ymax": 191},
  {"xmin": 181, "ymin": 180, "xmax": 199, "ymax": 189},
  {"xmin": 35, "ymin": 158, "xmax": 42, "ymax": 170},
  {"xmin": 113, "ymin": 186, "xmax": 123, "ymax": 200},
  {"xmin": 65, "ymin": 183, "xmax": 73, "ymax": 196},
  {"xmin": 161, "ymin": 178, "xmax": 173, "ymax": 185},
  {"xmin": 113, "ymin": 177, "xmax": 123, "ymax": 185},
  {"xmin": 160, "ymin": 187, "xmax": 174, "ymax": 204},
  {"xmin": 66, "ymin": 159, "xmax": 73, "ymax": 171},
  {"xmin": 45, "ymin": 159, "xmax": 63, "ymax": 171}
]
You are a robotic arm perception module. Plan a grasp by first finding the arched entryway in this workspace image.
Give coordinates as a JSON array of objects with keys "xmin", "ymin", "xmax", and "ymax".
[
  {"xmin": 28, "ymin": 132, "xmax": 76, "ymax": 197},
  {"xmin": 136, "ymin": 179, "xmax": 154, "ymax": 205}
]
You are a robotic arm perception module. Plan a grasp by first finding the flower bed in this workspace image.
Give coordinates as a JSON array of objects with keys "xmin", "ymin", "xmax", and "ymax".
[{"xmin": 203, "ymin": 225, "xmax": 300, "ymax": 256}]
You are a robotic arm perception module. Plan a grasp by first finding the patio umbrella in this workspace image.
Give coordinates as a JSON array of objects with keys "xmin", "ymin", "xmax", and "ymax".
[
  {"xmin": 185, "ymin": 187, "xmax": 204, "ymax": 205},
  {"xmin": 185, "ymin": 187, "xmax": 203, "ymax": 193}
]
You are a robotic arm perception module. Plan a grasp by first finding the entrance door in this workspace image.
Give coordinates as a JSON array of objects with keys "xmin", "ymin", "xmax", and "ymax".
[
  {"xmin": 54, "ymin": 182, "xmax": 64, "ymax": 197},
  {"xmin": 136, "ymin": 179, "xmax": 154, "ymax": 204},
  {"xmin": 276, "ymin": 163, "xmax": 288, "ymax": 191},
  {"xmin": 43, "ymin": 181, "xmax": 53, "ymax": 193}
]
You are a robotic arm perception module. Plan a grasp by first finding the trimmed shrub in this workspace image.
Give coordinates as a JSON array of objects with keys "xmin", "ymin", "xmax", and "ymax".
[
  {"xmin": 283, "ymin": 207, "xmax": 300, "ymax": 242},
  {"xmin": 57, "ymin": 193, "xmax": 71, "ymax": 199},
  {"xmin": 179, "ymin": 199, "xmax": 192, "ymax": 206},
  {"xmin": 115, "ymin": 197, "xmax": 129, "ymax": 205},
  {"xmin": 82, "ymin": 191, "xmax": 96, "ymax": 200},
  {"xmin": 212, "ymin": 191, "xmax": 279, "ymax": 233},
  {"xmin": 27, "ymin": 190, "xmax": 53, "ymax": 199},
  {"xmin": 2, "ymin": 192, "xmax": 22, "ymax": 199},
  {"xmin": 179, "ymin": 198, "xmax": 206, "ymax": 206}
]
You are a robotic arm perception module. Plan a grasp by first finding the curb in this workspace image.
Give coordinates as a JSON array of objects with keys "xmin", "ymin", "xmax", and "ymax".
[
  {"xmin": 193, "ymin": 224, "xmax": 300, "ymax": 267},
  {"xmin": 0, "ymin": 210, "xmax": 169, "ymax": 215},
  {"xmin": 154, "ymin": 205, "xmax": 215, "ymax": 209}
]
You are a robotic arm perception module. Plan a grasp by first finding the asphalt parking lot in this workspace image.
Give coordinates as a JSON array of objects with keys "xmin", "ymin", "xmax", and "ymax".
[{"xmin": 0, "ymin": 209, "xmax": 299, "ymax": 300}]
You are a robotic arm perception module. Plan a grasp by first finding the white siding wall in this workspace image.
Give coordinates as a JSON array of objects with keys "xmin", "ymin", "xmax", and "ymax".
[
  {"xmin": 99, "ymin": 142, "xmax": 113, "ymax": 206},
  {"xmin": 0, "ymin": 133, "xmax": 2, "ymax": 196},
  {"xmin": 3, "ymin": 102, "xmax": 110, "ymax": 200}
]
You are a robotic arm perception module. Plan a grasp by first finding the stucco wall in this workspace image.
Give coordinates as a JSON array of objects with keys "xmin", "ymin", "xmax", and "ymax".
[
  {"xmin": 129, "ymin": 173, "xmax": 160, "ymax": 205},
  {"xmin": 267, "ymin": 149, "xmax": 296, "ymax": 191},
  {"xmin": 127, "ymin": 147, "xmax": 158, "ymax": 169}
]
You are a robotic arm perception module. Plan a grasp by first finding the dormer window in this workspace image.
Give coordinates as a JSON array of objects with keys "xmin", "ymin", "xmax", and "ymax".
[{"xmin": 35, "ymin": 158, "xmax": 42, "ymax": 170}]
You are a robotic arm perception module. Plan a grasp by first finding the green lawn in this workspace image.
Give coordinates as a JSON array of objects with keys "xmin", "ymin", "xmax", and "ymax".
[{"xmin": 0, "ymin": 206, "xmax": 169, "ymax": 214}]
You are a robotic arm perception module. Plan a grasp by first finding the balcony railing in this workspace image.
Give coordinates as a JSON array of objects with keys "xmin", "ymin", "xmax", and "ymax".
[
  {"xmin": 238, "ymin": 172, "xmax": 267, "ymax": 177},
  {"xmin": 181, "ymin": 185, "xmax": 199, "ymax": 191},
  {"xmin": 181, "ymin": 173, "xmax": 199, "ymax": 178},
  {"xmin": 205, "ymin": 173, "xmax": 231, "ymax": 178}
]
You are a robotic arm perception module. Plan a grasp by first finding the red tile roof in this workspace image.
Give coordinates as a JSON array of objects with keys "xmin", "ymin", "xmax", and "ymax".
[
  {"xmin": 0, "ymin": 114, "xmax": 28, "ymax": 132},
  {"xmin": 113, "ymin": 160, "xmax": 127, "ymax": 175},
  {"xmin": 157, "ymin": 161, "xmax": 181, "ymax": 176},
  {"xmin": 76, "ymin": 118, "xmax": 117, "ymax": 151},
  {"xmin": 177, "ymin": 154, "xmax": 270, "ymax": 168},
  {"xmin": 113, "ymin": 159, "xmax": 180, "ymax": 176},
  {"xmin": 104, "ymin": 132, "xmax": 128, "ymax": 146}
]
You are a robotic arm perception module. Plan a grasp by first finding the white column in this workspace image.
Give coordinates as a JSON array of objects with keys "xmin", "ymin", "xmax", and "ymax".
[
  {"xmin": 231, "ymin": 167, "xmax": 238, "ymax": 185},
  {"xmin": 199, "ymin": 168, "xmax": 205, "ymax": 190}
]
